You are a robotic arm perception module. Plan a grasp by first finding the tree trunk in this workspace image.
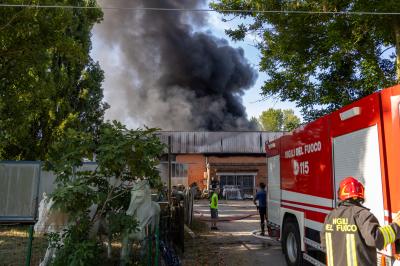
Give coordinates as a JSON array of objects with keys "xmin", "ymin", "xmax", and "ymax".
[{"xmin": 395, "ymin": 22, "xmax": 400, "ymax": 83}]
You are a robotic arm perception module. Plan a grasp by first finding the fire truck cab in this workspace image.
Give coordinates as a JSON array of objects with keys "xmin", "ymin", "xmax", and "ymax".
[{"xmin": 265, "ymin": 85, "xmax": 400, "ymax": 265}]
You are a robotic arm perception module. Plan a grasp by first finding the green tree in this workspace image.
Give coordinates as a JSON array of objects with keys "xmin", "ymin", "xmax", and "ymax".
[
  {"xmin": 250, "ymin": 116, "xmax": 262, "ymax": 130},
  {"xmin": 282, "ymin": 109, "xmax": 301, "ymax": 131},
  {"xmin": 0, "ymin": 0, "xmax": 107, "ymax": 160},
  {"xmin": 47, "ymin": 121, "xmax": 165, "ymax": 264},
  {"xmin": 259, "ymin": 108, "xmax": 300, "ymax": 131},
  {"xmin": 259, "ymin": 108, "xmax": 283, "ymax": 131},
  {"xmin": 211, "ymin": 1, "xmax": 400, "ymax": 120}
]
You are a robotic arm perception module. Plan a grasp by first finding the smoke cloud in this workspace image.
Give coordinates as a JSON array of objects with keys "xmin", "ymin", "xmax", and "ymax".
[{"xmin": 93, "ymin": 0, "xmax": 258, "ymax": 130}]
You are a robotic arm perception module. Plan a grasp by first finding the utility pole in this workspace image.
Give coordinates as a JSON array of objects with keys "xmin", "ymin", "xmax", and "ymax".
[{"xmin": 168, "ymin": 135, "xmax": 172, "ymax": 205}]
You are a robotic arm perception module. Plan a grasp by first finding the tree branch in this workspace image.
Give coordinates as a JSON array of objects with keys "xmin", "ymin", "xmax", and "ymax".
[{"xmin": 0, "ymin": 8, "xmax": 26, "ymax": 32}]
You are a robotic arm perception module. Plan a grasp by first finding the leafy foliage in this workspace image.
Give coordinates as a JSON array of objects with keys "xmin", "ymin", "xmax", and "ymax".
[
  {"xmin": 259, "ymin": 109, "xmax": 283, "ymax": 131},
  {"xmin": 258, "ymin": 108, "xmax": 300, "ymax": 131},
  {"xmin": 249, "ymin": 116, "xmax": 262, "ymax": 130},
  {"xmin": 47, "ymin": 121, "xmax": 165, "ymax": 262},
  {"xmin": 51, "ymin": 217, "xmax": 101, "ymax": 266},
  {"xmin": 211, "ymin": 0, "xmax": 400, "ymax": 120},
  {"xmin": 108, "ymin": 212, "xmax": 139, "ymax": 237},
  {"xmin": 281, "ymin": 109, "xmax": 301, "ymax": 131},
  {"xmin": 0, "ymin": 0, "xmax": 108, "ymax": 160}
]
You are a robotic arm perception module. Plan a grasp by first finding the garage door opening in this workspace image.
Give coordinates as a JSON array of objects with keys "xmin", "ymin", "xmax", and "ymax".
[{"xmin": 217, "ymin": 172, "xmax": 256, "ymax": 199}]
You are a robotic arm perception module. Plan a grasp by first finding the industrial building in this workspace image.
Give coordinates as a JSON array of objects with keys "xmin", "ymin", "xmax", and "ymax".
[{"xmin": 158, "ymin": 131, "xmax": 283, "ymax": 197}]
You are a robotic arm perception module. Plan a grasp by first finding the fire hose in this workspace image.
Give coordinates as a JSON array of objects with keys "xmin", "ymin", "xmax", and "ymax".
[
  {"xmin": 193, "ymin": 210, "xmax": 258, "ymax": 222},
  {"xmin": 193, "ymin": 209, "xmax": 280, "ymax": 244}
]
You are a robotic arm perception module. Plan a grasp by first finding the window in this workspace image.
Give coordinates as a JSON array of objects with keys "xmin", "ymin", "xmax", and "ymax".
[
  {"xmin": 218, "ymin": 175, "xmax": 254, "ymax": 188},
  {"xmin": 172, "ymin": 163, "xmax": 188, "ymax": 178},
  {"xmin": 236, "ymin": 176, "xmax": 243, "ymax": 188},
  {"xmin": 218, "ymin": 174, "xmax": 255, "ymax": 198},
  {"xmin": 243, "ymin": 176, "xmax": 253, "ymax": 188}
]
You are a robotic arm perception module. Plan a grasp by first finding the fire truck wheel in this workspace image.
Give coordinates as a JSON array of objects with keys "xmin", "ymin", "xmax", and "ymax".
[{"xmin": 282, "ymin": 220, "xmax": 303, "ymax": 266}]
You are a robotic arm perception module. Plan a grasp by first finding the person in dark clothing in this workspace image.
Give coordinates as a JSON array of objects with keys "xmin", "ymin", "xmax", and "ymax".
[
  {"xmin": 321, "ymin": 176, "xmax": 400, "ymax": 266},
  {"xmin": 254, "ymin": 182, "xmax": 267, "ymax": 235},
  {"xmin": 210, "ymin": 176, "xmax": 219, "ymax": 190}
]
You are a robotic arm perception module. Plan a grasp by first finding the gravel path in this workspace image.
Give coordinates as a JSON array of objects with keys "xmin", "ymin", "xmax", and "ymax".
[{"xmin": 182, "ymin": 200, "xmax": 286, "ymax": 266}]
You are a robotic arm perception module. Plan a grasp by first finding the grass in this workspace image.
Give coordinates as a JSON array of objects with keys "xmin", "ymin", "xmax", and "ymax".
[
  {"xmin": 0, "ymin": 225, "xmax": 48, "ymax": 266},
  {"xmin": 0, "ymin": 225, "xmax": 156, "ymax": 266}
]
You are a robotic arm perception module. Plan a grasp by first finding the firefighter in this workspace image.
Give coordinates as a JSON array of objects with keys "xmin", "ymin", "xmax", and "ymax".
[
  {"xmin": 254, "ymin": 182, "xmax": 267, "ymax": 236},
  {"xmin": 321, "ymin": 176, "xmax": 400, "ymax": 265}
]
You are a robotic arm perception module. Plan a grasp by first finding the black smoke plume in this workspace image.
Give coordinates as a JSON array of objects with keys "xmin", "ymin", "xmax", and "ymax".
[{"xmin": 93, "ymin": 0, "xmax": 258, "ymax": 130}]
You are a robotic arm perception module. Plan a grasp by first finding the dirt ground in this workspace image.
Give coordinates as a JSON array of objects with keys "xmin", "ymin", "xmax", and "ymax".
[
  {"xmin": 0, "ymin": 225, "xmax": 48, "ymax": 266},
  {"xmin": 181, "ymin": 200, "xmax": 286, "ymax": 266}
]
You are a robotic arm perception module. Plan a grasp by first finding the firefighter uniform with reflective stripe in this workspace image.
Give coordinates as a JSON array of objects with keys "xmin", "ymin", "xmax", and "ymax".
[{"xmin": 321, "ymin": 201, "xmax": 400, "ymax": 266}]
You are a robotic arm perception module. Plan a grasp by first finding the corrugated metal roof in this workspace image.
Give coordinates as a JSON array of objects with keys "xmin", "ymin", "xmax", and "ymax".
[{"xmin": 158, "ymin": 131, "xmax": 284, "ymax": 154}]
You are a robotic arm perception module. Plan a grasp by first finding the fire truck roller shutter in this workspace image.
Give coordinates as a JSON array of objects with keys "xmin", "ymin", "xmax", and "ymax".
[
  {"xmin": 333, "ymin": 125, "xmax": 385, "ymax": 226},
  {"xmin": 267, "ymin": 155, "xmax": 281, "ymax": 226}
]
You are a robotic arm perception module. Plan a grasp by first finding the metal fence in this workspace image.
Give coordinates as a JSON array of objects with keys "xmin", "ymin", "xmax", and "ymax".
[
  {"xmin": 0, "ymin": 161, "xmax": 186, "ymax": 265},
  {"xmin": 0, "ymin": 223, "xmax": 166, "ymax": 266},
  {"xmin": 159, "ymin": 204, "xmax": 183, "ymax": 266},
  {"xmin": 0, "ymin": 162, "xmax": 42, "ymax": 222},
  {"xmin": 0, "ymin": 161, "xmax": 99, "ymax": 222}
]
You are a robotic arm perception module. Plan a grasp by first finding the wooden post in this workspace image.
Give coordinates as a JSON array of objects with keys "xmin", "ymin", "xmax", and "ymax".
[
  {"xmin": 155, "ymin": 225, "xmax": 159, "ymax": 266},
  {"xmin": 168, "ymin": 136, "xmax": 172, "ymax": 206}
]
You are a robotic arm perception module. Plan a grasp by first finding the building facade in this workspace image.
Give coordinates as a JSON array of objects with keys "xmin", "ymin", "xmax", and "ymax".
[{"xmin": 158, "ymin": 131, "xmax": 283, "ymax": 197}]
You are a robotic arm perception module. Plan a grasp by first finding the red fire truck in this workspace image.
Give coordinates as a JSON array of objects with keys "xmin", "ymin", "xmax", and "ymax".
[{"xmin": 265, "ymin": 84, "xmax": 400, "ymax": 266}]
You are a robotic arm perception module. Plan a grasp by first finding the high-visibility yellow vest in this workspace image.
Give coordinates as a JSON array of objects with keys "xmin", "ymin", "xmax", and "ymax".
[{"xmin": 210, "ymin": 192, "xmax": 218, "ymax": 209}]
